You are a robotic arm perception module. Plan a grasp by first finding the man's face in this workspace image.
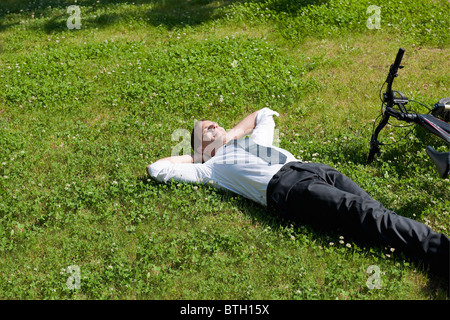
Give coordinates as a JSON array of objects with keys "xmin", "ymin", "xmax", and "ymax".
[
  {"xmin": 197, "ymin": 120, "xmax": 227, "ymax": 159},
  {"xmin": 200, "ymin": 120, "xmax": 227, "ymax": 144}
]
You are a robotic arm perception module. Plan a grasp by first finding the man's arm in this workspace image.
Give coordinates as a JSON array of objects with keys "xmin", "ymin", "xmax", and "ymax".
[
  {"xmin": 152, "ymin": 154, "xmax": 194, "ymax": 164},
  {"xmin": 146, "ymin": 153, "xmax": 210, "ymax": 184},
  {"xmin": 146, "ymin": 154, "xmax": 193, "ymax": 177},
  {"xmin": 249, "ymin": 108, "xmax": 279, "ymax": 146},
  {"xmin": 225, "ymin": 109, "xmax": 261, "ymax": 143}
]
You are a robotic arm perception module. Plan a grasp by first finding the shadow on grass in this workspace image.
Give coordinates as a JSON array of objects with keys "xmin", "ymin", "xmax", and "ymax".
[
  {"xmin": 0, "ymin": 0, "xmax": 326, "ymax": 33},
  {"xmin": 0, "ymin": 0, "xmax": 235, "ymax": 33}
]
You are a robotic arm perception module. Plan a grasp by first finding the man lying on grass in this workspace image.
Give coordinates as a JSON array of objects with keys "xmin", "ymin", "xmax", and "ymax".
[{"xmin": 147, "ymin": 108, "xmax": 449, "ymax": 280}]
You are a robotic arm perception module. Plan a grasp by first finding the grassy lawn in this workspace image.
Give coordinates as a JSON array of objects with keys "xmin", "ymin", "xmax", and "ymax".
[{"xmin": 0, "ymin": 0, "xmax": 449, "ymax": 300}]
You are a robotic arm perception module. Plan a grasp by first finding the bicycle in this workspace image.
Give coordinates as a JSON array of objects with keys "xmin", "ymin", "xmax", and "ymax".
[{"xmin": 367, "ymin": 48, "xmax": 450, "ymax": 179}]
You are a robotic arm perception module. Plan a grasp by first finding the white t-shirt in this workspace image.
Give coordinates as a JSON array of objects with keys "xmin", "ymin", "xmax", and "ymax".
[{"xmin": 147, "ymin": 108, "xmax": 298, "ymax": 206}]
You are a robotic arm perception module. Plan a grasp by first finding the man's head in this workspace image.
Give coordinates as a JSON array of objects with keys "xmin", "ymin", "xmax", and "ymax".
[{"xmin": 191, "ymin": 119, "xmax": 227, "ymax": 162}]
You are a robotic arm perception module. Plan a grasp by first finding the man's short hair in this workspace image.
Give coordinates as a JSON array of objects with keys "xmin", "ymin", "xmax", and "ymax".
[{"xmin": 191, "ymin": 119, "xmax": 205, "ymax": 153}]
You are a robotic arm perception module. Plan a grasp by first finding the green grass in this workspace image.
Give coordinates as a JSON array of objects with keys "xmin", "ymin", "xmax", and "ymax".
[{"xmin": 0, "ymin": 0, "xmax": 449, "ymax": 300}]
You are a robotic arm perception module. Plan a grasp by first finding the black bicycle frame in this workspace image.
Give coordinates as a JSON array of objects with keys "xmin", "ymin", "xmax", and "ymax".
[{"xmin": 367, "ymin": 48, "xmax": 450, "ymax": 178}]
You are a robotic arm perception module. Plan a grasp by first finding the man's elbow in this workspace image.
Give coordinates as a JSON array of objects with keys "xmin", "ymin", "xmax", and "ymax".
[
  {"xmin": 146, "ymin": 163, "xmax": 163, "ymax": 182},
  {"xmin": 146, "ymin": 160, "xmax": 171, "ymax": 181}
]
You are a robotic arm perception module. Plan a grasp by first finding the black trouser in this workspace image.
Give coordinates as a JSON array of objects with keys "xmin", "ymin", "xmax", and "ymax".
[{"xmin": 267, "ymin": 162, "xmax": 450, "ymax": 278}]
